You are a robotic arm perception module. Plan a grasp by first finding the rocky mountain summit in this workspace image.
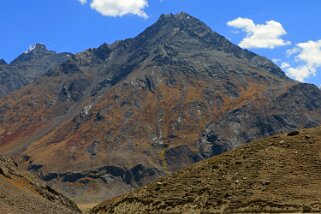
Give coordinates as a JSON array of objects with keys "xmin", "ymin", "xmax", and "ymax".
[
  {"xmin": 91, "ymin": 127, "xmax": 321, "ymax": 213},
  {"xmin": 0, "ymin": 43, "xmax": 71, "ymax": 96},
  {"xmin": 0, "ymin": 59, "xmax": 7, "ymax": 65},
  {"xmin": 1, "ymin": 12, "xmax": 321, "ymax": 205},
  {"xmin": 0, "ymin": 154, "xmax": 81, "ymax": 213}
]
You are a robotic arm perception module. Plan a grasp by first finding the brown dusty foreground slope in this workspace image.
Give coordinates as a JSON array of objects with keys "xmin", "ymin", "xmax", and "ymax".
[
  {"xmin": 91, "ymin": 127, "xmax": 321, "ymax": 213},
  {"xmin": 0, "ymin": 154, "xmax": 81, "ymax": 214}
]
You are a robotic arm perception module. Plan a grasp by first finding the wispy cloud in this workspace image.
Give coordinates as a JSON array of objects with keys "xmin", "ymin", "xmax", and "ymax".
[
  {"xmin": 227, "ymin": 17, "xmax": 290, "ymax": 49},
  {"xmin": 286, "ymin": 47, "xmax": 300, "ymax": 57},
  {"xmin": 79, "ymin": 0, "xmax": 87, "ymax": 5}
]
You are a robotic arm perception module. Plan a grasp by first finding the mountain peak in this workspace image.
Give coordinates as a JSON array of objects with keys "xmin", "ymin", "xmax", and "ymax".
[
  {"xmin": 160, "ymin": 12, "xmax": 193, "ymax": 20},
  {"xmin": 128, "ymin": 12, "xmax": 287, "ymax": 79},
  {"xmin": 157, "ymin": 12, "xmax": 209, "ymax": 29},
  {"xmin": 0, "ymin": 59, "xmax": 7, "ymax": 65},
  {"xmin": 132, "ymin": 12, "xmax": 213, "ymax": 49},
  {"xmin": 10, "ymin": 43, "xmax": 55, "ymax": 65},
  {"xmin": 24, "ymin": 43, "xmax": 47, "ymax": 54}
]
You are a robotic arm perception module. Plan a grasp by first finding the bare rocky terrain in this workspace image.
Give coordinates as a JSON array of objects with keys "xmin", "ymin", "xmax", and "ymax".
[
  {"xmin": 1, "ymin": 12, "xmax": 321, "ymax": 205},
  {"xmin": 91, "ymin": 127, "xmax": 321, "ymax": 213},
  {"xmin": 0, "ymin": 154, "xmax": 81, "ymax": 214}
]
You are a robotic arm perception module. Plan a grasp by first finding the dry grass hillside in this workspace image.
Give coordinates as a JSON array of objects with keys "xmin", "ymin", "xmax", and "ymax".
[
  {"xmin": 0, "ymin": 154, "xmax": 81, "ymax": 214},
  {"xmin": 91, "ymin": 126, "xmax": 321, "ymax": 213}
]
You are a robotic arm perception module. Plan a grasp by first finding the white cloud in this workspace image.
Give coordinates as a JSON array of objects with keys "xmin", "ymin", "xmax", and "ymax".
[
  {"xmin": 286, "ymin": 65, "xmax": 315, "ymax": 82},
  {"xmin": 286, "ymin": 47, "xmax": 300, "ymax": 57},
  {"xmin": 295, "ymin": 40, "xmax": 321, "ymax": 66},
  {"xmin": 227, "ymin": 17, "xmax": 290, "ymax": 49},
  {"xmin": 79, "ymin": 0, "xmax": 87, "ymax": 5},
  {"xmin": 89, "ymin": 0, "xmax": 149, "ymax": 18},
  {"xmin": 283, "ymin": 40, "xmax": 321, "ymax": 82}
]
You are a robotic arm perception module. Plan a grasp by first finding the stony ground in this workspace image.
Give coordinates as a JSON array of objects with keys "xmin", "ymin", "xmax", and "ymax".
[
  {"xmin": 0, "ymin": 154, "xmax": 81, "ymax": 214},
  {"xmin": 91, "ymin": 126, "xmax": 321, "ymax": 213}
]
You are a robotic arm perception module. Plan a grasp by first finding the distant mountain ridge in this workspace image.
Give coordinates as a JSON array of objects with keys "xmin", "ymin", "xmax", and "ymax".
[
  {"xmin": 0, "ymin": 43, "xmax": 71, "ymax": 96},
  {"xmin": 1, "ymin": 12, "xmax": 321, "ymax": 206}
]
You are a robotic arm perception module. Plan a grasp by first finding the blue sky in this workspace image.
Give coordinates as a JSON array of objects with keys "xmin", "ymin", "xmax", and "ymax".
[{"xmin": 0, "ymin": 0, "xmax": 320, "ymax": 86}]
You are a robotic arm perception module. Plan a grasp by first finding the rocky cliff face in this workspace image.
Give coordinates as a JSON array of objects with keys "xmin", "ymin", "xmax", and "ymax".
[
  {"xmin": 91, "ymin": 127, "xmax": 321, "ymax": 213},
  {"xmin": 0, "ymin": 154, "xmax": 81, "ymax": 214},
  {"xmin": 1, "ymin": 12, "xmax": 321, "ymax": 205}
]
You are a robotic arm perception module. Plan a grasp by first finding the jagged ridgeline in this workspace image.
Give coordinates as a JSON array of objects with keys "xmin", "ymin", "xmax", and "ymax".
[{"xmin": 1, "ymin": 12, "xmax": 321, "ymax": 206}]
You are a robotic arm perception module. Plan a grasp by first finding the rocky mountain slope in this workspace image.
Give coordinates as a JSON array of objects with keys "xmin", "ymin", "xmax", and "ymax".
[
  {"xmin": 0, "ymin": 44, "xmax": 71, "ymax": 97},
  {"xmin": 91, "ymin": 127, "xmax": 321, "ymax": 213},
  {"xmin": 0, "ymin": 154, "xmax": 81, "ymax": 214},
  {"xmin": 1, "ymin": 12, "xmax": 321, "ymax": 205}
]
